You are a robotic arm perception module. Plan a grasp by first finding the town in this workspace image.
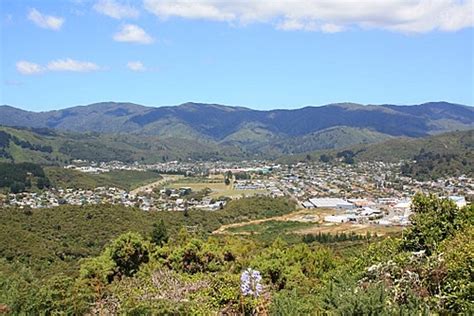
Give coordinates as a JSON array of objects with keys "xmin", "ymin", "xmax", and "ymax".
[{"xmin": 1, "ymin": 159, "xmax": 470, "ymax": 229}]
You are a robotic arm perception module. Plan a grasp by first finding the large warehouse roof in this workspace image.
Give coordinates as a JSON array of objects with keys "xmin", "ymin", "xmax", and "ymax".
[{"xmin": 309, "ymin": 198, "xmax": 353, "ymax": 208}]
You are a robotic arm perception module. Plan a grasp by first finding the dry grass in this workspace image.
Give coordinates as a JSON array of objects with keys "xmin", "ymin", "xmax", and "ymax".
[{"xmin": 294, "ymin": 222, "xmax": 403, "ymax": 236}]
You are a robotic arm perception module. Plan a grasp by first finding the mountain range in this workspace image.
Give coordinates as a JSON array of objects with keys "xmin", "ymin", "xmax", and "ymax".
[{"xmin": 1, "ymin": 101, "xmax": 473, "ymax": 156}]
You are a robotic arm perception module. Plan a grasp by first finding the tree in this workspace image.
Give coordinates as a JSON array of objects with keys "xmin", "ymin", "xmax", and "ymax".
[
  {"xmin": 37, "ymin": 177, "xmax": 50, "ymax": 190},
  {"xmin": 151, "ymin": 219, "xmax": 169, "ymax": 246},
  {"xmin": 402, "ymin": 193, "xmax": 471, "ymax": 254},
  {"xmin": 224, "ymin": 171, "xmax": 233, "ymax": 186},
  {"xmin": 343, "ymin": 156, "xmax": 355, "ymax": 164},
  {"xmin": 320, "ymin": 154, "xmax": 332, "ymax": 163},
  {"xmin": 107, "ymin": 232, "xmax": 150, "ymax": 277},
  {"xmin": 10, "ymin": 181, "xmax": 25, "ymax": 194}
]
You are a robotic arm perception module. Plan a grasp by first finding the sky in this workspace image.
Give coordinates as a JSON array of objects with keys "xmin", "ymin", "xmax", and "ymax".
[{"xmin": 0, "ymin": 0, "xmax": 473, "ymax": 111}]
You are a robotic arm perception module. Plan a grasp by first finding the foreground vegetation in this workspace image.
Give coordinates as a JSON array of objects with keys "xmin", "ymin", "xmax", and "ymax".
[{"xmin": 0, "ymin": 194, "xmax": 472, "ymax": 314}]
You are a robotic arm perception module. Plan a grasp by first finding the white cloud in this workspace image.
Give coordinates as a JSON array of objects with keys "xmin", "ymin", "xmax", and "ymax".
[
  {"xmin": 47, "ymin": 58, "xmax": 100, "ymax": 72},
  {"xmin": 127, "ymin": 61, "xmax": 146, "ymax": 71},
  {"xmin": 27, "ymin": 8, "xmax": 64, "ymax": 30},
  {"xmin": 320, "ymin": 23, "xmax": 345, "ymax": 33},
  {"xmin": 143, "ymin": 0, "xmax": 474, "ymax": 33},
  {"xmin": 113, "ymin": 24, "xmax": 154, "ymax": 44},
  {"xmin": 16, "ymin": 59, "xmax": 101, "ymax": 75},
  {"xmin": 94, "ymin": 0, "xmax": 139, "ymax": 19},
  {"xmin": 16, "ymin": 61, "xmax": 43, "ymax": 75}
]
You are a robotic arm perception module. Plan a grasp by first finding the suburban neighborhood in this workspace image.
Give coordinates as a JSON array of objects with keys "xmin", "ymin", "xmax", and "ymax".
[{"xmin": 1, "ymin": 159, "xmax": 470, "ymax": 229}]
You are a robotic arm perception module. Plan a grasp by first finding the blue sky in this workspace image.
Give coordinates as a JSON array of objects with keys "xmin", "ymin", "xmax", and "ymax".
[{"xmin": 1, "ymin": 0, "xmax": 473, "ymax": 111}]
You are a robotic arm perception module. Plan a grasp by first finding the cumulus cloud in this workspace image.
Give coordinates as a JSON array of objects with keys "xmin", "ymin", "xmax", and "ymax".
[
  {"xmin": 16, "ymin": 59, "xmax": 101, "ymax": 75},
  {"xmin": 93, "ymin": 0, "xmax": 139, "ymax": 19},
  {"xmin": 16, "ymin": 61, "xmax": 43, "ymax": 75},
  {"xmin": 27, "ymin": 8, "xmax": 64, "ymax": 30},
  {"xmin": 113, "ymin": 24, "xmax": 154, "ymax": 43},
  {"xmin": 143, "ymin": 0, "xmax": 474, "ymax": 33},
  {"xmin": 46, "ymin": 58, "xmax": 101, "ymax": 72},
  {"xmin": 127, "ymin": 61, "xmax": 146, "ymax": 71}
]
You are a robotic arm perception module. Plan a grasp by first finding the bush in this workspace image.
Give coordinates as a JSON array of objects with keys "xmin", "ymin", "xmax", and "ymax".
[
  {"xmin": 107, "ymin": 232, "xmax": 150, "ymax": 278},
  {"xmin": 402, "ymin": 193, "xmax": 471, "ymax": 254}
]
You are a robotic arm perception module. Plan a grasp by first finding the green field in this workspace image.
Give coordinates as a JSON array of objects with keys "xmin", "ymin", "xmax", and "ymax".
[{"xmin": 167, "ymin": 176, "xmax": 269, "ymax": 198}]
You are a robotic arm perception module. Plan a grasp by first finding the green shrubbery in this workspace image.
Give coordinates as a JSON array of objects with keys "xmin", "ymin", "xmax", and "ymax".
[{"xmin": 0, "ymin": 194, "xmax": 472, "ymax": 314}]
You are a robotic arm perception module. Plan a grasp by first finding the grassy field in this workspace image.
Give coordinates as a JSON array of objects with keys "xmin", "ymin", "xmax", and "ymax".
[
  {"xmin": 45, "ymin": 167, "xmax": 162, "ymax": 191},
  {"xmin": 167, "ymin": 176, "xmax": 269, "ymax": 198}
]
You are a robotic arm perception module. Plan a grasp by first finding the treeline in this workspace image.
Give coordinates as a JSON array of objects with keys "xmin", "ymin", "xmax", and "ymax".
[
  {"xmin": 11, "ymin": 136, "xmax": 53, "ymax": 153},
  {"xmin": 401, "ymin": 149, "xmax": 473, "ymax": 180},
  {"xmin": 59, "ymin": 141, "xmax": 136, "ymax": 163},
  {"xmin": 315, "ymin": 150, "xmax": 362, "ymax": 164},
  {"xmin": 0, "ymin": 131, "xmax": 12, "ymax": 159},
  {"xmin": 0, "ymin": 162, "xmax": 50, "ymax": 193}
]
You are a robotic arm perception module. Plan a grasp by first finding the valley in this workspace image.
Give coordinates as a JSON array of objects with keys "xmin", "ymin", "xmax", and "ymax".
[{"xmin": 2, "ymin": 1, "xmax": 473, "ymax": 312}]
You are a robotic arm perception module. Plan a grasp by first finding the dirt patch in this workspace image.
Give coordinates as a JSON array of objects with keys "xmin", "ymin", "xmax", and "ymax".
[{"xmin": 295, "ymin": 223, "xmax": 403, "ymax": 236}]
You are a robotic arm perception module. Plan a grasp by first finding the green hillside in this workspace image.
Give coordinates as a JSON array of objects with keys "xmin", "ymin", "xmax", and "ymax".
[
  {"xmin": 1, "ymin": 101, "xmax": 472, "ymax": 158},
  {"xmin": 1, "ymin": 125, "xmax": 472, "ymax": 173},
  {"xmin": 0, "ymin": 126, "xmax": 247, "ymax": 164},
  {"xmin": 280, "ymin": 130, "xmax": 474, "ymax": 179},
  {"xmin": 264, "ymin": 126, "xmax": 393, "ymax": 154},
  {"xmin": 1, "ymin": 101, "xmax": 473, "ymax": 140},
  {"xmin": 0, "ymin": 125, "xmax": 391, "ymax": 163},
  {"xmin": 353, "ymin": 130, "xmax": 473, "ymax": 162}
]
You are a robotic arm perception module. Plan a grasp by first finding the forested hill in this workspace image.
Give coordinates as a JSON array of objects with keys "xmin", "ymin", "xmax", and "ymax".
[
  {"xmin": 282, "ymin": 130, "xmax": 474, "ymax": 179},
  {"xmin": 0, "ymin": 101, "xmax": 472, "ymax": 156},
  {"xmin": 0, "ymin": 125, "xmax": 247, "ymax": 164}
]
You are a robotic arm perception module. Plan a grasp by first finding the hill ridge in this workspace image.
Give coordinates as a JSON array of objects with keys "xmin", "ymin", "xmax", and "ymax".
[{"xmin": 0, "ymin": 101, "xmax": 472, "ymax": 155}]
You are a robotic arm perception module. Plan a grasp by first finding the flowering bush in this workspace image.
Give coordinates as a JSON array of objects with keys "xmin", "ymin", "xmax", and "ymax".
[{"xmin": 240, "ymin": 268, "xmax": 263, "ymax": 298}]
